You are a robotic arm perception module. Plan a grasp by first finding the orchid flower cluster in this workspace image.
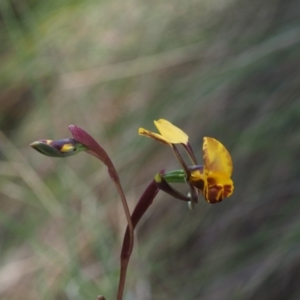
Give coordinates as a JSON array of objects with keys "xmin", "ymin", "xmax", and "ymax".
[
  {"xmin": 139, "ymin": 119, "xmax": 234, "ymax": 207},
  {"xmin": 31, "ymin": 119, "xmax": 233, "ymax": 300}
]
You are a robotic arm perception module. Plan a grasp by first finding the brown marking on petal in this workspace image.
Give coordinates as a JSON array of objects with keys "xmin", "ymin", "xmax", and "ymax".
[
  {"xmin": 223, "ymin": 184, "xmax": 233, "ymax": 197},
  {"xmin": 206, "ymin": 185, "xmax": 223, "ymax": 203},
  {"xmin": 205, "ymin": 171, "xmax": 234, "ymax": 201},
  {"xmin": 207, "ymin": 176, "xmax": 216, "ymax": 185},
  {"xmin": 205, "ymin": 182, "xmax": 234, "ymax": 203}
]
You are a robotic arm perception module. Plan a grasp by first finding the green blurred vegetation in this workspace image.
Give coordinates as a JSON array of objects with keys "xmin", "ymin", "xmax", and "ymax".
[{"xmin": 1, "ymin": 0, "xmax": 300, "ymax": 299}]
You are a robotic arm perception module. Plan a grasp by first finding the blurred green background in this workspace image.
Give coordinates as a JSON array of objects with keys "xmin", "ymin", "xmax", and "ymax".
[{"xmin": 1, "ymin": 0, "xmax": 300, "ymax": 299}]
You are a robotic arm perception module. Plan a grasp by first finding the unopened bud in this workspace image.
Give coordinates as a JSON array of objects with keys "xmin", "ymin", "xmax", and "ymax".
[{"xmin": 30, "ymin": 138, "xmax": 87, "ymax": 157}]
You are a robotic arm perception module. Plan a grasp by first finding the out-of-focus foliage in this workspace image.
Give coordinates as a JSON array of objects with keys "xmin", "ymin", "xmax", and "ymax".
[{"xmin": 0, "ymin": 0, "xmax": 300, "ymax": 299}]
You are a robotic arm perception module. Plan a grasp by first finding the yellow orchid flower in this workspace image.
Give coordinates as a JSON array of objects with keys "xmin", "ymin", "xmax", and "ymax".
[
  {"xmin": 139, "ymin": 119, "xmax": 234, "ymax": 204},
  {"xmin": 203, "ymin": 137, "xmax": 234, "ymax": 202},
  {"xmin": 189, "ymin": 137, "xmax": 234, "ymax": 203}
]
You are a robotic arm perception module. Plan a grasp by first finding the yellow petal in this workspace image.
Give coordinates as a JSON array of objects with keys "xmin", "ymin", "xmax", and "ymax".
[
  {"xmin": 204, "ymin": 172, "xmax": 234, "ymax": 203},
  {"xmin": 138, "ymin": 128, "xmax": 170, "ymax": 145},
  {"xmin": 202, "ymin": 137, "xmax": 233, "ymax": 176},
  {"xmin": 207, "ymin": 172, "xmax": 234, "ymax": 193},
  {"xmin": 154, "ymin": 119, "xmax": 188, "ymax": 144}
]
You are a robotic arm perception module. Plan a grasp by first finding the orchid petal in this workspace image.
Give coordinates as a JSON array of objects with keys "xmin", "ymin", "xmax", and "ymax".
[
  {"xmin": 154, "ymin": 119, "xmax": 188, "ymax": 144},
  {"xmin": 204, "ymin": 172, "xmax": 234, "ymax": 203},
  {"xmin": 138, "ymin": 128, "xmax": 170, "ymax": 145},
  {"xmin": 202, "ymin": 137, "xmax": 233, "ymax": 176}
]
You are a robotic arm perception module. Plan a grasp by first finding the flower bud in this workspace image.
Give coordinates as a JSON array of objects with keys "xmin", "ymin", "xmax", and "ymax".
[{"xmin": 30, "ymin": 138, "xmax": 87, "ymax": 157}]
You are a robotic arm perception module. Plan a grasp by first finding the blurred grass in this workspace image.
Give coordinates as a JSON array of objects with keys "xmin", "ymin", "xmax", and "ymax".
[{"xmin": 1, "ymin": 0, "xmax": 300, "ymax": 299}]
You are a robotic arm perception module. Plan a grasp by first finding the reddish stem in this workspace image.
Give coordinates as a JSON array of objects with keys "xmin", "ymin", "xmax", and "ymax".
[{"xmin": 117, "ymin": 175, "xmax": 161, "ymax": 300}]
